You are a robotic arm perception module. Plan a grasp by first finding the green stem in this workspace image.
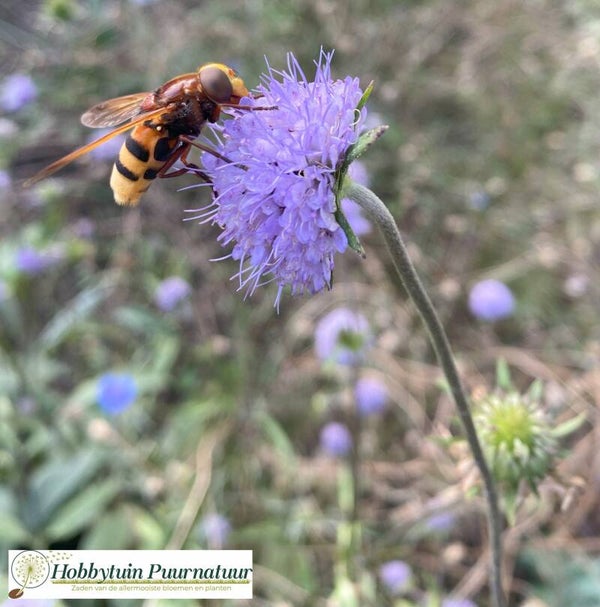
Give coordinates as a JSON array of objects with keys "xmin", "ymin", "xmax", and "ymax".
[{"xmin": 344, "ymin": 180, "xmax": 506, "ymax": 607}]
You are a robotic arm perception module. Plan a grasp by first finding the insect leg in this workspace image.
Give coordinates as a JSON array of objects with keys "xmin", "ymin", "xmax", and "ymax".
[
  {"xmin": 156, "ymin": 143, "xmax": 191, "ymax": 179},
  {"xmin": 157, "ymin": 141, "xmax": 211, "ymax": 182},
  {"xmin": 220, "ymin": 102, "xmax": 278, "ymax": 111},
  {"xmin": 179, "ymin": 136, "xmax": 235, "ymax": 164}
]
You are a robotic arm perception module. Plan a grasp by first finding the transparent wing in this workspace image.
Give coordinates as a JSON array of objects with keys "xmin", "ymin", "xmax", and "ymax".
[
  {"xmin": 24, "ymin": 108, "xmax": 166, "ymax": 186},
  {"xmin": 81, "ymin": 92, "xmax": 151, "ymax": 127}
]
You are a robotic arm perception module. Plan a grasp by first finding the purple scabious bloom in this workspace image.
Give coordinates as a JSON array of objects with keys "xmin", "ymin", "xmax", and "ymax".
[
  {"xmin": 320, "ymin": 422, "xmax": 352, "ymax": 457},
  {"xmin": 0, "ymin": 169, "xmax": 11, "ymax": 189},
  {"xmin": 199, "ymin": 50, "xmax": 367, "ymax": 306},
  {"xmin": 468, "ymin": 190, "xmax": 491, "ymax": 211},
  {"xmin": 14, "ymin": 246, "xmax": 61, "ymax": 275},
  {"xmin": 314, "ymin": 307, "xmax": 372, "ymax": 365},
  {"xmin": 468, "ymin": 279, "xmax": 515, "ymax": 321},
  {"xmin": 425, "ymin": 511, "xmax": 456, "ymax": 533},
  {"xmin": 71, "ymin": 217, "xmax": 95, "ymax": 239},
  {"xmin": 1, "ymin": 73, "xmax": 38, "ymax": 112},
  {"xmin": 199, "ymin": 513, "xmax": 231, "ymax": 548},
  {"xmin": 154, "ymin": 276, "xmax": 192, "ymax": 311},
  {"xmin": 378, "ymin": 560, "xmax": 412, "ymax": 595},
  {"xmin": 97, "ymin": 372, "xmax": 137, "ymax": 415},
  {"xmin": 354, "ymin": 376, "xmax": 388, "ymax": 416}
]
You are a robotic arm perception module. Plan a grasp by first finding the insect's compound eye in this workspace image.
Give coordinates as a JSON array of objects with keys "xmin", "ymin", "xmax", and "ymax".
[{"xmin": 199, "ymin": 66, "xmax": 233, "ymax": 104}]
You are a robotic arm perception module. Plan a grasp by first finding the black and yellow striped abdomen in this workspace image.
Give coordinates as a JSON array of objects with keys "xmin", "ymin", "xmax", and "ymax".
[{"xmin": 110, "ymin": 124, "xmax": 178, "ymax": 205}]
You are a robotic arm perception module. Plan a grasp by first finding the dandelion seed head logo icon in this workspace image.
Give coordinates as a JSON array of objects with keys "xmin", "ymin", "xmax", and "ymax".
[{"xmin": 9, "ymin": 550, "xmax": 50, "ymax": 598}]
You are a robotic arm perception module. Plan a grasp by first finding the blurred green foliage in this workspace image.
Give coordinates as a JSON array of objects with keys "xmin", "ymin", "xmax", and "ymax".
[{"xmin": 1, "ymin": 0, "xmax": 599, "ymax": 605}]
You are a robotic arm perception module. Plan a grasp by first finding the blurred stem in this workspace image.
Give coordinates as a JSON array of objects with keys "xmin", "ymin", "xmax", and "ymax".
[
  {"xmin": 343, "ymin": 180, "xmax": 506, "ymax": 607},
  {"xmin": 335, "ymin": 464, "xmax": 361, "ymax": 606}
]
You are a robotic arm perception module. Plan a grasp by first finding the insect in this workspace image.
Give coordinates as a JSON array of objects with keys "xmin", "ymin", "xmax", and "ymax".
[{"xmin": 25, "ymin": 63, "xmax": 263, "ymax": 205}]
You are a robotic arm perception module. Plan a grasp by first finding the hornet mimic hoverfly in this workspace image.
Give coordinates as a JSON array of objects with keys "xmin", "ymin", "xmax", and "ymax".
[{"xmin": 25, "ymin": 63, "xmax": 269, "ymax": 205}]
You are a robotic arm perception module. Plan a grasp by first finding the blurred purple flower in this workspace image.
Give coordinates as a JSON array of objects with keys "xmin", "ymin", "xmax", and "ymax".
[
  {"xmin": 425, "ymin": 511, "xmax": 455, "ymax": 533},
  {"xmin": 199, "ymin": 513, "xmax": 231, "ymax": 548},
  {"xmin": 320, "ymin": 422, "xmax": 352, "ymax": 457},
  {"xmin": 15, "ymin": 246, "xmax": 61, "ymax": 275},
  {"xmin": 154, "ymin": 276, "xmax": 192, "ymax": 311},
  {"xmin": 199, "ymin": 49, "xmax": 367, "ymax": 306},
  {"xmin": 468, "ymin": 190, "xmax": 491, "ymax": 210},
  {"xmin": 468, "ymin": 279, "xmax": 515, "ymax": 321},
  {"xmin": 71, "ymin": 217, "xmax": 96, "ymax": 239},
  {"xmin": 87, "ymin": 128, "xmax": 125, "ymax": 161},
  {"xmin": 97, "ymin": 372, "xmax": 137, "ymax": 415},
  {"xmin": 314, "ymin": 307, "xmax": 372, "ymax": 365},
  {"xmin": 0, "ymin": 169, "xmax": 11, "ymax": 188},
  {"xmin": 1, "ymin": 73, "xmax": 38, "ymax": 112},
  {"xmin": 354, "ymin": 376, "xmax": 388, "ymax": 416},
  {"xmin": 378, "ymin": 560, "xmax": 412, "ymax": 595},
  {"xmin": 441, "ymin": 599, "xmax": 478, "ymax": 607}
]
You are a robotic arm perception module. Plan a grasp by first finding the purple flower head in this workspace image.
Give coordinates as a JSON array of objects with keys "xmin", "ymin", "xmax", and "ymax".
[
  {"xmin": 378, "ymin": 560, "xmax": 412, "ymax": 595},
  {"xmin": 97, "ymin": 372, "xmax": 137, "ymax": 415},
  {"xmin": 468, "ymin": 190, "xmax": 491, "ymax": 210},
  {"xmin": 441, "ymin": 599, "xmax": 478, "ymax": 607},
  {"xmin": 71, "ymin": 217, "xmax": 96, "ymax": 239},
  {"xmin": 354, "ymin": 376, "xmax": 388, "ymax": 416},
  {"xmin": 0, "ymin": 169, "xmax": 11, "ymax": 189},
  {"xmin": 468, "ymin": 279, "xmax": 515, "ymax": 321},
  {"xmin": 314, "ymin": 307, "xmax": 372, "ymax": 365},
  {"xmin": 15, "ymin": 246, "xmax": 61, "ymax": 275},
  {"xmin": 198, "ymin": 50, "xmax": 367, "ymax": 306},
  {"xmin": 320, "ymin": 422, "xmax": 352, "ymax": 457},
  {"xmin": 1, "ymin": 73, "xmax": 38, "ymax": 112},
  {"xmin": 199, "ymin": 513, "xmax": 231, "ymax": 548},
  {"xmin": 154, "ymin": 276, "xmax": 192, "ymax": 311},
  {"xmin": 425, "ymin": 511, "xmax": 456, "ymax": 533}
]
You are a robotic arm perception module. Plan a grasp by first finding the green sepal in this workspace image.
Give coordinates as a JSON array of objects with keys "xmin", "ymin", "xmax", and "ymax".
[
  {"xmin": 345, "ymin": 125, "xmax": 389, "ymax": 167},
  {"xmin": 550, "ymin": 412, "xmax": 587, "ymax": 438},
  {"xmin": 356, "ymin": 80, "xmax": 374, "ymax": 112},
  {"xmin": 502, "ymin": 488, "xmax": 519, "ymax": 526},
  {"xmin": 526, "ymin": 379, "xmax": 544, "ymax": 402},
  {"xmin": 496, "ymin": 358, "xmax": 513, "ymax": 391},
  {"xmin": 335, "ymin": 202, "xmax": 365, "ymax": 258},
  {"xmin": 332, "ymin": 81, "xmax": 386, "ymax": 258}
]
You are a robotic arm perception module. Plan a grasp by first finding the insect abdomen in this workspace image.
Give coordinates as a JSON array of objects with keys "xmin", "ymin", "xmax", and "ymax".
[{"xmin": 110, "ymin": 125, "xmax": 177, "ymax": 205}]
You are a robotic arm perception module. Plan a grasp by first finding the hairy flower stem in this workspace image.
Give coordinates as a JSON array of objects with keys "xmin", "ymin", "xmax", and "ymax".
[{"xmin": 343, "ymin": 180, "xmax": 506, "ymax": 607}]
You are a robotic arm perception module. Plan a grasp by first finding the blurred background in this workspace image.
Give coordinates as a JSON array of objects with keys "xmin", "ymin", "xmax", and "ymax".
[{"xmin": 1, "ymin": 0, "xmax": 599, "ymax": 605}]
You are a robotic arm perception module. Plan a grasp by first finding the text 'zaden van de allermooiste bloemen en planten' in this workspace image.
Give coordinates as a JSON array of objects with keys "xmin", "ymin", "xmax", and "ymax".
[{"xmin": 187, "ymin": 50, "xmax": 507, "ymax": 607}]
